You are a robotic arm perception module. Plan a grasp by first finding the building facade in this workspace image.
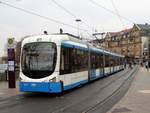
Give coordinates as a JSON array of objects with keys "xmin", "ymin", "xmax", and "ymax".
[{"xmin": 91, "ymin": 23, "xmax": 150, "ymax": 62}]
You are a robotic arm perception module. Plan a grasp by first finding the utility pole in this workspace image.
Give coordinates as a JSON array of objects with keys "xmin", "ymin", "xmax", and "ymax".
[
  {"xmin": 75, "ymin": 19, "xmax": 81, "ymax": 39},
  {"xmin": 7, "ymin": 38, "xmax": 16, "ymax": 88}
]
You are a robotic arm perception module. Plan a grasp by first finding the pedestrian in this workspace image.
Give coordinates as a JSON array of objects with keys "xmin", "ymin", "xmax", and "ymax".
[
  {"xmin": 145, "ymin": 60, "xmax": 149, "ymax": 71},
  {"xmin": 140, "ymin": 62, "xmax": 143, "ymax": 67},
  {"xmin": 129, "ymin": 62, "xmax": 132, "ymax": 69},
  {"xmin": 123, "ymin": 61, "xmax": 126, "ymax": 69},
  {"xmin": 124, "ymin": 62, "xmax": 127, "ymax": 69},
  {"xmin": 140, "ymin": 62, "xmax": 145, "ymax": 72},
  {"xmin": 148, "ymin": 60, "xmax": 150, "ymax": 70}
]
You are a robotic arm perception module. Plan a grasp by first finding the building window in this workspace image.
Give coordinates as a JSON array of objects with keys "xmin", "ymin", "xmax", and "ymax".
[
  {"xmin": 123, "ymin": 35, "xmax": 126, "ymax": 38},
  {"xmin": 127, "ymin": 34, "xmax": 130, "ymax": 38},
  {"xmin": 129, "ymin": 38, "xmax": 133, "ymax": 42}
]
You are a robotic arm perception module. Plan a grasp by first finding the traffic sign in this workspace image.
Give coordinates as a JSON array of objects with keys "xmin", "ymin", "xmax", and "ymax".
[{"xmin": 7, "ymin": 38, "xmax": 15, "ymax": 48}]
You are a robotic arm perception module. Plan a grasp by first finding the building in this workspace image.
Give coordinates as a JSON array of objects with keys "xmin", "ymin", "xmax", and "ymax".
[
  {"xmin": 0, "ymin": 56, "xmax": 7, "ymax": 64},
  {"xmin": 131, "ymin": 24, "xmax": 150, "ymax": 61},
  {"xmin": 91, "ymin": 23, "xmax": 150, "ymax": 62},
  {"xmin": 98, "ymin": 29, "xmax": 132, "ymax": 58}
]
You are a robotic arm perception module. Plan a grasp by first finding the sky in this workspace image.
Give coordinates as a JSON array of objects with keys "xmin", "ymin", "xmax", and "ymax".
[{"xmin": 0, "ymin": 0, "xmax": 150, "ymax": 56}]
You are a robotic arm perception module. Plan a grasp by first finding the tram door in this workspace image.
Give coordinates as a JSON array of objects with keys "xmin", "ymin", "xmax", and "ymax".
[
  {"xmin": 89, "ymin": 52, "xmax": 97, "ymax": 80},
  {"xmin": 88, "ymin": 51, "xmax": 104, "ymax": 81},
  {"xmin": 97, "ymin": 53, "xmax": 104, "ymax": 78},
  {"xmin": 88, "ymin": 49, "xmax": 91, "ymax": 81}
]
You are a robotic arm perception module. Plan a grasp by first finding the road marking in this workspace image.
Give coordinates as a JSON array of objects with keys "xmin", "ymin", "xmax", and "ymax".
[{"xmin": 138, "ymin": 90, "xmax": 150, "ymax": 94}]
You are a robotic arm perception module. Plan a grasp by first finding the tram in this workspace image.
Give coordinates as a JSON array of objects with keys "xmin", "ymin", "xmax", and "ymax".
[{"xmin": 19, "ymin": 33, "xmax": 124, "ymax": 93}]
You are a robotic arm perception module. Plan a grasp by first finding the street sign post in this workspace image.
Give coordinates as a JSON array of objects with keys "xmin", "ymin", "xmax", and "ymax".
[{"xmin": 7, "ymin": 38, "xmax": 16, "ymax": 88}]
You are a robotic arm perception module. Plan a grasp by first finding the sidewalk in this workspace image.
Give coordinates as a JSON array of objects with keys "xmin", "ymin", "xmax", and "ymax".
[
  {"xmin": 107, "ymin": 67, "xmax": 150, "ymax": 113},
  {"xmin": 0, "ymin": 81, "xmax": 20, "ymax": 100}
]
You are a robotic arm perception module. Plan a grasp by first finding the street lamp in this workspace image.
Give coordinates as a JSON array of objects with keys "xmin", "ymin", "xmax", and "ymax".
[{"xmin": 75, "ymin": 19, "xmax": 81, "ymax": 38}]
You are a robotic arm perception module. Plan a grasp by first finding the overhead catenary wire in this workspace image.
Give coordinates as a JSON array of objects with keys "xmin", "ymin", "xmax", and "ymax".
[
  {"xmin": 50, "ymin": 0, "xmax": 93, "ymax": 30},
  {"xmin": 0, "ymin": 1, "xmax": 88, "ymax": 32},
  {"xmin": 110, "ymin": 0, "xmax": 124, "ymax": 28},
  {"xmin": 88, "ymin": 0, "xmax": 135, "ymax": 24},
  {"xmin": 51, "ymin": 0, "xmax": 76, "ymax": 18},
  {"xmin": 50, "ymin": 0, "xmax": 96, "ymax": 39}
]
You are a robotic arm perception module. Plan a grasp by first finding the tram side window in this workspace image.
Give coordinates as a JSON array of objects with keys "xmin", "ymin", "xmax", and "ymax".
[
  {"xmin": 109, "ymin": 56, "xmax": 114, "ymax": 66},
  {"xmin": 114, "ymin": 57, "xmax": 119, "ymax": 66},
  {"xmin": 90, "ymin": 52, "xmax": 103, "ymax": 69},
  {"xmin": 99, "ymin": 53, "xmax": 103, "ymax": 67},
  {"xmin": 120, "ymin": 58, "xmax": 122, "ymax": 65},
  {"xmin": 75, "ymin": 49, "xmax": 88, "ymax": 72},
  {"xmin": 116, "ymin": 57, "xmax": 119, "ymax": 66},
  {"xmin": 60, "ymin": 47, "xmax": 71, "ymax": 75},
  {"xmin": 121, "ymin": 58, "xmax": 123, "ymax": 65},
  {"xmin": 105, "ymin": 55, "xmax": 109, "ymax": 67},
  {"xmin": 115, "ymin": 57, "xmax": 118, "ymax": 66},
  {"xmin": 90, "ymin": 52, "xmax": 96, "ymax": 69},
  {"xmin": 95, "ymin": 54, "xmax": 99, "ymax": 68},
  {"xmin": 121, "ymin": 58, "xmax": 124, "ymax": 65},
  {"xmin": 113, "ymin": 57, "xmax": 116, "ymax": 66},
  {"xmin": 60, "ymin": 46, "xmax": 88, "ymax": 75},
  {"xmin": 118, "ymin": 57, "xmax": 120, "ymax": 65}
]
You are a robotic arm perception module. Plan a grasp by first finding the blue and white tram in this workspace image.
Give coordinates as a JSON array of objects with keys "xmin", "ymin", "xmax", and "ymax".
[{"xmin": 19, "ymin": 33, "xmax": 124, "ymax": 93}]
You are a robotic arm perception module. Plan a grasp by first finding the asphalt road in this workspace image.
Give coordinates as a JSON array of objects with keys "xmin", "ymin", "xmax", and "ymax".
[{"xmin": 0, "ymin": 67, "xmax": 138, "ymax": 113}]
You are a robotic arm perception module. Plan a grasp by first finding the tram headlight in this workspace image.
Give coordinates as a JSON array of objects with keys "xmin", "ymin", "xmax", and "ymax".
[{"xmin": 49, "ymin": 77, "xmax": 56, "ymax": 82}]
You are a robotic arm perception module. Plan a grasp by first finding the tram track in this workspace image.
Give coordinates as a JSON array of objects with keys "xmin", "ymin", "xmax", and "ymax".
[
  {"xmin": 50, "ymin": 67, "xmax": 138, "ymax": 113},
  {"xmin": 82, "ymin": 67, "xmax": 139, "ymax": 113}
]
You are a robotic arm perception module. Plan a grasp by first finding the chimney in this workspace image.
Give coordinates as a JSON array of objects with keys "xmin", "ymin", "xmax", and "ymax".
[
  {"xmin": 43, "ymin": 31, "xmax": 48, "ymax": 35},
  {"xmin": 60, "ymin": 28, "xmax": 63, "ymax": 34}
]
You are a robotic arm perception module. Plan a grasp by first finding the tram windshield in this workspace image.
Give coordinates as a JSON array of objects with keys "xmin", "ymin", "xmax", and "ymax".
[{"xmin": 21, "ymin": 42, "xmax": 57, "ymax": 79}]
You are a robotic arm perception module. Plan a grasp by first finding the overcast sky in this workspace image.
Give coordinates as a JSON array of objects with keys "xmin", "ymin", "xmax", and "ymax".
[{"xmin": 0, "ymin": 0, "xmax": 150, "ymax": 56}]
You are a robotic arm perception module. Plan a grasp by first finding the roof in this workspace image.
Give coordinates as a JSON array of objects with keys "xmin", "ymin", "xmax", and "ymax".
[
  {"xmin": 136, "ymin": 24, "xmax": 150, "ymax": 32},
  {"xmin": 106, "ymin": 32, "xmax": 118, "ymax": 37},
  {"xmin": 105, "ymin": 28, "xmax": 132, "ymax": 39},
  {"xmin": 120, "ymin": 28, "xmax": 132, "ymax": 34}
]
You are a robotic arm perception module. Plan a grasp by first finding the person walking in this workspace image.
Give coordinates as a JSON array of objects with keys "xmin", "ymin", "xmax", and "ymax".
[
  {"xmin": 148, "ymin": 60, "xmax": 150, "ymax": 71},
  {"xmin": 140, "ymin": 62, "xmax": 143, "ymax": 67},
  {"xmin": 129, "ymin": 62, "xmax": 132, "ymax": 69},
  {"xmin": 140, "ymin": 62, "xmax": 145, "ymax": 72},
  {"xmin": 145, "ymin": 60, "xmax": 149, "ymax": 71},
  {"xmin": 124, "ymin": 62, "xmax": 127, "ymax": 69}
]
